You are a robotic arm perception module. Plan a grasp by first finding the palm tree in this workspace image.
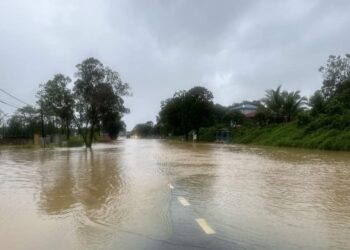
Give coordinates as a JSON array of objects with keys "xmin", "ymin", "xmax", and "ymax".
[
  {"xmin": 263, "ymin": 85, "xmax": 284, "ymax": 119},
  {"xmin": 263, "ymin": 86, "xmax": 307, "ymax": 122},
  {"xmin": 282, "ymin": 90, "xmax": 307, "ymax": 121}
]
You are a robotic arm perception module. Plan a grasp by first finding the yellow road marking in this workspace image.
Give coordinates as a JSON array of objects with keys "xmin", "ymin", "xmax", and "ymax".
[
  {"xmin": 177, "ymin": 196, "xmax": 190, "ymax": 206},
  {"xmin": 195, "ymin": 218, "xmax": 216, "ymax": 235},
  {"xmin": 168, "ymin": 183, "xmax": 174, "ymax": 189}
]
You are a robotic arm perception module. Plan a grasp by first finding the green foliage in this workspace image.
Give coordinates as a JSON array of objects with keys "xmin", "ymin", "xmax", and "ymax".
[
  {"xmin": 198, "ymin": 127, "xmax": 216, "ymax": 142},
  {"xmin": 232, "ymin": 112, "xmax": 350, "ymax": 151},
  {"xmin": 102, "ymin": 116, "xmax": 125, "ymax": 140},
  {"xmin": 37, "ymin": 74, "xmax": 74, "ymax": 140},
  {"xmin": 263, "ymin": 85, "xmax": 284, "ymax": 117},
  {"xmin": 158, "ymin": 86, "xmax": 214, "ymax": 139},
  {"xmin": 297, "ymin": 112, "xmax": 311, "ymax": 126},
  {"xmin": 73, "ymin": 57, "xmax": 130, "ymax": 147},
  {"xmin": 333, "ymin": 78, "xmax": 350, "ymax": 109},
  {"xmin": 309, "ymin": 90, "xmax": 326, "ymax": 115},
  {"xmin": 6, "ymin": 105, "xmax": 40, "ymax": 138},
  {"xmin": 263, "ymin": 85, "xmax": 307, "ymax": 122},
  {"xmin": 222, "ymin": 110, "xmax": 245, "ymax": 125},
  {"xmin": 5, "ymin": 57, "xmax": 130, "ymax": 148},
  {"xmin": 132, "ymin": 121, "xmax": 156, "ymax": 138},
  {"xmin": 67, "ymin": 135, "xmax": 84, "ymax": 147},
  {"xmin": 319, "ymin": 54, "xmax": 350, "ymax": 99},
  {"xmin": 254, "ymin": 106, "xmax": 273, "ymax": 126}
]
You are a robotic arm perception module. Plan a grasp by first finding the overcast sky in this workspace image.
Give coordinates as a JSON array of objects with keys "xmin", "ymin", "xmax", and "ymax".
[{"xmin": 0, "ymin": 0, "xmax": 349, "ymax": 129}]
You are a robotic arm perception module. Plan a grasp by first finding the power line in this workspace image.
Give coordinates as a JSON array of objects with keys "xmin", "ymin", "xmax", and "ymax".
[
  {"xmin": 0, "ymin": 99, "xmax": 20, "ymax": 109},
  {"xmin": 0, "ymin": 88, "xmax": 31, "ymax": 106}
]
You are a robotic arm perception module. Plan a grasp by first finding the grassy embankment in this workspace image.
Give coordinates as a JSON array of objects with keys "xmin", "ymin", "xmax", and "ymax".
[
  {"xmin": 163, "ymin": 114, "xmax": 350, "ymax": 151},
  {"xmin": 199, "ymin": 114, "xmax": 350, "ymax": 151}
]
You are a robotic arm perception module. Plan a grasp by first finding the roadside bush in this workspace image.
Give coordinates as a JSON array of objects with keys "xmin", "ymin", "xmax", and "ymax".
[
  {"xmin": 198, "ymin": 127, "xmax": 216, "ymax": 142},
  {"xmin": 67, "ymin": 136, "xmax": 84, "ymax": 147},
  {"xmin": 297, "ymin": 112, "xmax": 311, "ymax": 126}
]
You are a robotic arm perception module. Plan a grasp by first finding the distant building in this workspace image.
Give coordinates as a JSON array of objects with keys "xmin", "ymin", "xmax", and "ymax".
[{"xmin": 232, "ymin": 103, "xmax": 257, "ymax": 118}]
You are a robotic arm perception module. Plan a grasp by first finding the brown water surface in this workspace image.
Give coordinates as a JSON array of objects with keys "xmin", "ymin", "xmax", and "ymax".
[{"xmin": 0, "ymin": 139, "xmax": 349, "ymax": 249}]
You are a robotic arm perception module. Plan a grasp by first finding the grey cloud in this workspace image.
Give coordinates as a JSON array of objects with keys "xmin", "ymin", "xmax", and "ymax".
[{"xmin": 0, "ymin": 0, "xmax": 349, "ymax": 129}]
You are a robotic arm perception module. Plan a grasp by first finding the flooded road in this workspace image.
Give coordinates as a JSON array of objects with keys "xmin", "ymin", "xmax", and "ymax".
[{"xmin": 0, "ymin": 139, "xmax": 350, "ymax": 250}]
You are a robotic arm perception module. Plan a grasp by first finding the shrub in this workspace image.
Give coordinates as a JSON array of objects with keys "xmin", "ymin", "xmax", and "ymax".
[
  {"xmin": 198, "ymin": 127, "xmax": 216, "ymax": 142},
  {"xmin": 297, "ymin": 112, "xmax": 311, "ymax": 126},
  {"xmin": 67, "ymin": 136, "xmax": 84, "ymax": 147}
]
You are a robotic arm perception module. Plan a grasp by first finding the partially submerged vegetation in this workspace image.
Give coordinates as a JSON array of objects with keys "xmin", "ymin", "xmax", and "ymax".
[
  {"xmin": 230, "ymin": 54, "xmax": 350, "ymax": 150},
  {"xmin": 135, "ymin": 54, "xmax": 350, "ymax": 151},
  {"xmin": 2, "ymin": 54, "xmax": 349, "ymax": 151},
  {"xmin": 1, "ymin": 58, "xmax": 130, "ymax": 148}
]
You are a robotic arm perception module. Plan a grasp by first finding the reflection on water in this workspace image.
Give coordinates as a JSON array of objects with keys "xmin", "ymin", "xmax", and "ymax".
[{"xmin": 0, "ymin": 140, "xmax": 350, "ymax": 249}]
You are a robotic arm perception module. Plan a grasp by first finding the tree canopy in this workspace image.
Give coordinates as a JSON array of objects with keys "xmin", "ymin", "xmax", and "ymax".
[
  {"xmin": 158, "ymin": 86, "xmax": 214, "ymax": 139},
  {"xmin": 73, "ymin": 57, "xmax": 130, "ymax": 147},
  {"xmin": 319, "ymin": 54, "xmax": 350, "ymax": 99},
  {"xmin": 263, "ymin": 85, "xmax": 307, "ymax": 122},
  {"xmin": 37, "ymin": 74, "xmax": 74, "ymax": 140}
]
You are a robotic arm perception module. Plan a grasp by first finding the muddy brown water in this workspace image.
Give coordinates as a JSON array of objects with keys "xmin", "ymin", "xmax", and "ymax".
[{"xmin": 0, "ymin": 139, "xmax": 349, "ymax": 249}]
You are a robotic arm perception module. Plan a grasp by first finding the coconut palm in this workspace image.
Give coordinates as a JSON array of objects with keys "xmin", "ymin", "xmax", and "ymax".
[
  {"xmin": 282, "ymin": 90, "xmax": 307, "ymax": 121},
  {"xmin": 263, "ymin": 85, "xmax": 284, "ymax": 118},
  {"xmin": 263, "ymin": 85, "xmax": 307, "ymax": 122}
]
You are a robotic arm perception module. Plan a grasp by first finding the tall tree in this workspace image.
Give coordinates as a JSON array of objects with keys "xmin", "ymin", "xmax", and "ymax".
[
  {"xmin": 73, "ymin": 58, "xmax": 130, "ymax": 148},
  {"xmin": 37, "ymin": 74, "xmax": 74, "ymax": 140},
  {"xmin": 263, "ymin": 85, "xmax": 284, "ymax": 118},
  {"xmin": 319, "ymin": 54, "xmax": 350, "ymax": 99},
  {"xmin": 6, "ymin": 105, "xmax": 40, "ymax": 138},
  {"xmin": 309, "ymin": 90, "xmax": 326, "ymax": 115},
  {"xmin": 184, "ymin": 86, "xmax": 214, "ymax": 138},
  {"xmin": 263, "ymin": 86, "xmax": 306, "ymax": 122},
  {"xmin": 282, "ymin": 90, "xmax": 307, "ymax": 122},
  {"xmin": 158, "ymin": 86, "xmax": 214, "ymax": 140}
]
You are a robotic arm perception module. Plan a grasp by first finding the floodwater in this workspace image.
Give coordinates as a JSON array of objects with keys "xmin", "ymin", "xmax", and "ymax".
[{"xmin": 0, "ymin": 140, "xmax": 349, "ymax": 250}]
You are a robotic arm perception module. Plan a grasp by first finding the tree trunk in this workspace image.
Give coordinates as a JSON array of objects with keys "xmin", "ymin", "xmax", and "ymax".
[
  {"xmin": 87, "ymin": 123, "xmax": 94, "ymax": 148},
  {"xmin": 185, "ymin": 132, "xmax": 188, "ymax": 141},
  {"xmin": 72, "ymin": 115, "xmax": 87, "ymax": 147},
  {"xmin": 66, "ymin": 119, "xmax": 70, "ymax": 141}
]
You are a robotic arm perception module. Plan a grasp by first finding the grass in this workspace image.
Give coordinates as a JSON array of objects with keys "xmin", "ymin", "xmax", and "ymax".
[
  {"xmin": 231, "ymin": 121, "xmax": 350, "ymax": 151},
  {"xmin": 67, "ymin": 135, "xmax": 84, "ymax": 147}
]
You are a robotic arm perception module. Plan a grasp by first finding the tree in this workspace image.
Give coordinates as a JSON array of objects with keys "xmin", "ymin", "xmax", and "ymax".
[
  {"xmin": 37, "ymin": 74, "xmax": 74, "ymax": 140},
  {"xmin": 222, "ymin": 110, "xmax": 245, "ymax": 125},
  {"xmin": 263, "ymin": 85, "xmax": 284, "ymax": 120},
  {"xmin": 309, "ymin": 90, "xmax": 326, "ymax": 115},
  {"xmin": 158, "ymin": 90, "xmax": 187, "ymax": 136},
  {"xmin": 333, "ymin": 78, "xmax": 350, "ymax": 109},
  {"xmin": 319, "ymin": 54, "xmax": 350, "ymax": 99},
  {"xmin": 73, "ymin": 58, "xmax": 130, "ymax": 148},
  {"xmin": 212, "ymin": 104, "xmax": 227, "ymax": 124},
  {"xmin": 158, "ymin": 86, "xmax": 214, "ymax": 140},
  {"xmin": 101, "ymin": 113, "xmax": 126, "ymax": 140},
  {"xmin": 263, "ymin": 85, "xmax": 306, "ymax": 122},
  {"xmin": 282, "ymin": 90, "xmax": 307, "ymax": 121},
  {"xmin": 185, "ymin": 87, "xmax": 214, "ymax": 138},
  {"xmin": 6, "ymin": 105, "xmax": 40, "ymax": 138},
  {"xmin": 132, "ymin": 121, "xmax": 154, "ymax": 137}
]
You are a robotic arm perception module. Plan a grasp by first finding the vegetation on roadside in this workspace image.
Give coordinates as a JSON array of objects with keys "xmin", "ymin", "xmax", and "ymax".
[
  {"xmin": 67, "ymin": 135, "xmax": 85, "ymax": 147},
  {"xmin": 1, "ymin": 58, "xmax": 130, "ymax": 148},
  {"xmin": 150, "ymin": 54, "xmax": 350, "ymax": 151},
  {"xmin": 131, "ymin": 121, "xmax": 159, "ymax": 138},
  {"xmin": 2, "ymin": 53, "xmax": 349, "ymax": 151}
]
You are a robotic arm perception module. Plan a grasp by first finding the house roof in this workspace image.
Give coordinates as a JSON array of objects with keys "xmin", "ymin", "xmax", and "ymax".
[{"xmin": 246, "ymin": 110, "xmax": 257, "ymax": 118}]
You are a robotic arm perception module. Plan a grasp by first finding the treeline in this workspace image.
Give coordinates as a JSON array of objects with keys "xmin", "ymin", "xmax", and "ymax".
[
  {"xmin": 138, "ymin": 54, "xmax": 350, "ymax": 150},
  {"xmin": 131, "ymin": 121, "xmax": 159, "ymax": 138},
  {"xmin": 1, "ymin": 58, "xmax": 130, "ymax": 148}
]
